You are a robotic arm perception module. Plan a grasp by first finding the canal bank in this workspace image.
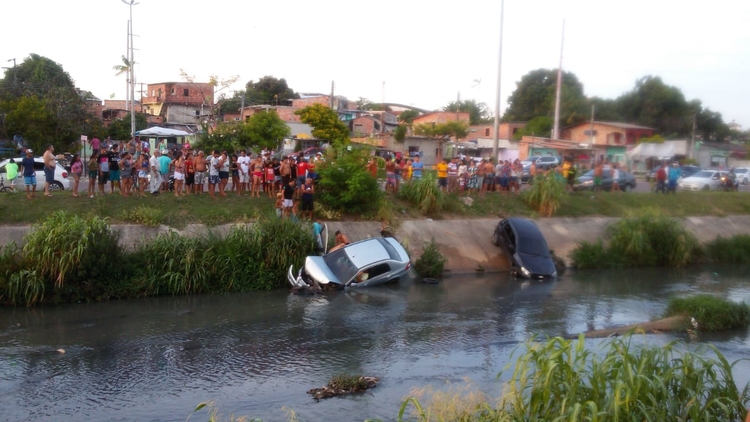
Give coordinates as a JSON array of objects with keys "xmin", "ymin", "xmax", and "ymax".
[{"xmin": 2, "ymin": 215, "xmax": 750, "ymax": 273}]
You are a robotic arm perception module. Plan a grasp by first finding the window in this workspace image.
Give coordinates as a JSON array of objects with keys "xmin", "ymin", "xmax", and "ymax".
[
  {"xmin": 183, "ymin": 89, "xmax": 189, "ymax": 96},
  {"xmin": 171, "ymin": 88, "xmax": 175, "ymax": 95},
  {"xmin": 484, "ymin": 128, "xmax": 490, "ymax": 137}
]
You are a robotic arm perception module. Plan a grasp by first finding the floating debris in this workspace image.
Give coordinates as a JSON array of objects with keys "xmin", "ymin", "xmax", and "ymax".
[{"xmin": 307, "ymin": 375, "xmax": 379, "ymax": 401}]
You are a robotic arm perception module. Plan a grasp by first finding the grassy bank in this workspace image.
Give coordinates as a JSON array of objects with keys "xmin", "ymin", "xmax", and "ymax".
[{"xmin": 2, "ymin": 189, "xmax": 750, "ymax": 226}]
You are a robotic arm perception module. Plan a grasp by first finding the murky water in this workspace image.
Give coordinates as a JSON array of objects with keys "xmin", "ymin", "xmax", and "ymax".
[{"xmin": 1, "ymin": 265, "xmax": 749, "ymax": 421}]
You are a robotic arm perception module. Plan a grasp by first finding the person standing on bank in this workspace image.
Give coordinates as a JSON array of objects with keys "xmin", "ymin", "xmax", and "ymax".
[
  {"xmin": 42, "ymin": 144, "xmax": 55, "ymax": 197},
  {"xmin": 5, "ymin": 158, "xmax": 18, "ymax": 192},
  {"xmin": 21, "ymin": 149, "xmax": 36, "ymax": 200},
  {"xmin": 70, "ymin": 154, "xmax": 82, "ymax": 197}
]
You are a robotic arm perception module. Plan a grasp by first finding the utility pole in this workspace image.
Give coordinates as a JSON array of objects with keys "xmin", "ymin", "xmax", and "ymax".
[
  {"xmin": 492, "ymin": 0, "xmax": 504, "ymax": 160},
  {"xmin": 552, "ymin": 20, "xmax": 565, "ymax": 140},
  {"xmin": 123, "ymin": 0, "xmax": 139, "ymax": 141},
  {"xmin": 330, "ymin": 81, "xmax": 335, "ymax": 109}
]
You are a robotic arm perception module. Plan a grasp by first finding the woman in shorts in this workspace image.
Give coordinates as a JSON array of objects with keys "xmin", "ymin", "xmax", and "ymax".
[
  {"xmin": 87, "ymin": 152, "xmax": 99, "ymax": 198},
  {"xmin": 137, "ymin": 154, "xmax": 149, "ymax": 197},
  {"xmin": 230, "ymin": 154, "xmax": 240, "ymax": 195},
  {"xmin": 173, "ymin": 152, "xmax": 185, "ymax": 197}
]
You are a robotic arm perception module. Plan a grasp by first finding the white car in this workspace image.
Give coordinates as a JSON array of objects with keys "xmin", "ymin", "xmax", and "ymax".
[
  {"xmin": 734, "ymin": 167, "xmax": 749, "ymax": 184},
  {"xmin": 678, "ymin": 170, "xmax": 727, "ymax": 191},
  {"xmin": 0, "ymin": 157, "xmax": 70, "ymax": 191}
]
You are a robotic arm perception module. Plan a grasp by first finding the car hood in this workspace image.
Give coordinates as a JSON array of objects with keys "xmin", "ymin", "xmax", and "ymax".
[
  {"xmin": 681, "ymin": 176, "xmax": 711, "ymax": 183},
  {"xmin": 517, "ymin": 253, "xmax": 556, "ymax": 277},
  {"xmin": 305, "ymin": 256, "xmax": 342, "ymax": 285}
]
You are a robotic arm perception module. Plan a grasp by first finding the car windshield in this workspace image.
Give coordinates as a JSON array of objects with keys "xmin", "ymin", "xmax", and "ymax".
[
  {"xmin": 691, "ymin": 171, "xmax": 714, "ymax": 178},
  {"xmin": 323, "ymin": 249, "xmax": 359, "ymax": 283},
  {"xmin": 517, "ymin": 235, "xmax": 550, "ymax": 257},
  {"xmin": 736, "ymin": 169, "xmax": 748, "ymax": 174}
]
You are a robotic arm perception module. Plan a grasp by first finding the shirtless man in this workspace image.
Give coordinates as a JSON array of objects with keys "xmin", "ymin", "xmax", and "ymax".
[
  {"xmin": 42, "ymin": 144, "xmax": 56, "ymax": 197},
  {"xmin": 329, "ymin": 230, "xmax": 351, "ymax": 252},
  {"xmin": 193, "ymin": 150, "xmax": 208, "ymax": 195}
]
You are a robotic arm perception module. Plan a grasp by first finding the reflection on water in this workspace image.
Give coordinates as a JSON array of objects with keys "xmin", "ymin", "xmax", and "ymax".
[{"xmin": 1, "ymin": 265, "xmax": 749, "ymax": 421}]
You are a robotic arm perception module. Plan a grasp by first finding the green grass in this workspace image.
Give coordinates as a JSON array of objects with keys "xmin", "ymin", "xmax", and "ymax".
[
  {"xmin": 666, "ymin": 294, "xmax": 750, "ymax": 331},
  {"xmin": 2, "ymin": 188, "xmax": 750, "ymax": 227},
  {"xmin": 704, "ymin": 234, "xmax": 750, "ymax": 263}
]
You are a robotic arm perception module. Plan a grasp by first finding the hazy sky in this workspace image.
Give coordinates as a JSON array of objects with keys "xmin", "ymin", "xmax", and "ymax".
[{"xmin": 3, "ymin": 0, "xmax": 748, "ymax": 129}]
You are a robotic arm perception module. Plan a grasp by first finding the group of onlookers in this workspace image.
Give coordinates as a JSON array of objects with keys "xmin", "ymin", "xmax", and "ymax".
[{"xmin": 5, "ymin": 145, "xmax": 60, "ymax": 200}]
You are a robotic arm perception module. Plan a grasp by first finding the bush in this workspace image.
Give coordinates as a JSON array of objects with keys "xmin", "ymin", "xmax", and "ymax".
[
  {"xmin": 400, "ymin": 335, "xmax": 750, "ymax": 421},
  {"xmin": 121, "ymin": 205, "xmax": 164, "ymax": 227},
  {"xmin": 522, "ymin": 172, "xmax": 566, "ymax": 217},
  {"xmin": 315, "ymin": 147, "xmax": 382, "ymax": 214},
  {"xmin": 570, "ymin": 240, "xmax": 622, "ymax": 269},
  {"xmin": 398, "ymin": 174, "xmax": 446, "ymax": 215},
  {"xmin": 703, "ymin": 234, "xmax": 750, "ymax": 263},
  {"xmin": 414, "ymin": 238, "xmax": 447, "ymax": 278},
  {"xmin": 666, "ymin": 294, "xmax": 750, "ymax": 331}
]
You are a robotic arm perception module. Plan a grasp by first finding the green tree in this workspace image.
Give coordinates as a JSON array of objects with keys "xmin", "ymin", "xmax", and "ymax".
[
  {"xmin": 503, "ymin": 68, "xmax": 588, "ymax": 126},
  {"xmin": 112, "ymin": 54, "xmax": 132, "ymax": 104},
  {"xmin": 244, "ymin": 109, "xmax": 291, "ymax": 151},
  {"xmin": 217, "ymin": 91, "xmax": 244, "ymax": 117},
  {"xmin": 315, "ymin": 147, "xmax": 382, "ymax": 214},
  {"xmin": 398, "ymin": 109, "xmax": 420, "ymax": 125},
  {"xmin": 616, "ymin": 76, "xmax": 696, "ymax": 137},
  {"xmin": 513, "ymin": 116, "xmax": 553, "ymax": 140},
  {"xmin": 0, "ymin": 54, "xmax": 95, "ymax": 152},
  {"xmin": 245, "ymin": 76, "xmax": 299, "ymax": 106},
  {"xmin": 443, "ymin": 99, "xmax": 492, "ymax": 125},
  {"xmin": 107, "ymin": 113, "xmax": 148, "ymax": 141},
  {"xmin": 393, "ymin": 124, "xmax": 408, "ymax": 143},
  {"xmin": 356, "ymin": 97, "xmax": 373, "ymax": 111},
  {"xmin": 295, "ymin": 103, "xmax": 349, "ymax": 146}
]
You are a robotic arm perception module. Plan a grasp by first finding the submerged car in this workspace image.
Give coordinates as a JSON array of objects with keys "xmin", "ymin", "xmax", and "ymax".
[
  {"xmin": 288, "ymin": 237, "xmax": 410, "ymax": 289},
  {"xmin": 492, "ymin": 217, "xmax": 556, "ymax": 280},
  {"xmin": 574, "ymin": 169, "xmax": 637, "ymax": 192},
  {"xmin": 678, "ymin": 170, "xmax": 728, "ymax": 191}
]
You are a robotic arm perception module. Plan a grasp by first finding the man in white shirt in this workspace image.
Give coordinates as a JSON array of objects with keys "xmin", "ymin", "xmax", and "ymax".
[
  {"xmin": 149, "ymin": 150, "xmax": 161, "ymax": 195},
  {"xmin": 237, "ymin": 150, "xmax": 251, "ymax": 195}
]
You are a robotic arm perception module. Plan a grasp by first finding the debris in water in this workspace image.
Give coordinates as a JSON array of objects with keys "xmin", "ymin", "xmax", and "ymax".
[{"xmin": 307, "ymin": 375, "xmax": 378, "ymax": 401}]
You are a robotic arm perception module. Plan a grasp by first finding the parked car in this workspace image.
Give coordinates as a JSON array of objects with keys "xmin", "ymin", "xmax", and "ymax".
[
  {"xmin": 734, "ymin": 167, "xmax": 749, "ymax": 184},
  {"xmin": 491, "ymin": 217, "xmax": 557, "ymax": 280},
  {"xmin": 678, "ymin": 170, "xmax": 728, "ymax": 191},
  {"xmin": 288, "ymin": 147, "xmax": 326, "ymax": 161},
  {"xmin": 0, "ymin": 156, "xmax": 69, "ymax": 190},
  {"xmin": 523, "ymin": 155, "xmax": 559, "ymax": 170},
  {"xmin": 646, "ymin": 165, "xmax": 701, "ymax": 182},
  {"xmin": 288, "ymin": 237, "xmax": 411, "ymax": 289},
  {"xmin": 573, "ymin": 169, "xmax": 637, "ymax": 192}
]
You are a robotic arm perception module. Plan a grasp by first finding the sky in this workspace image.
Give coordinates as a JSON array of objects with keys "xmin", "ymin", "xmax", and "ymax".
[{"xmin": 2, "ymin": 0, "xmax": 749, "ymax": 129}]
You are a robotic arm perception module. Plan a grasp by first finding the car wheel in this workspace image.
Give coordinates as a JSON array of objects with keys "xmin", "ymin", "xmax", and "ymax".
[
  {"xmin": 50, "ymin": 181, "xmax": 64, "ymax": 191},
  {"xmin": 492, "ymin": 231, "xmax": 500, "ymax": 246},
  {"xmin": 622, "ymin": 184, "xmax": 631, "ymax": 192}
]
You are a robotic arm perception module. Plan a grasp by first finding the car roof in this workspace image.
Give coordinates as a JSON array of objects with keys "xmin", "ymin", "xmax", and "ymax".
[{"xmin": 344, "ymin": 237, "xmax": 402, "ymax": 268}]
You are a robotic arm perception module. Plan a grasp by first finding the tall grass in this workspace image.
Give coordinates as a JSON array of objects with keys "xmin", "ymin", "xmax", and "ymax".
[
  {"xmin": 399, "ymin": 335, "xmax": 750, "ymax": 421},
  {"xmin": 398, "ymin": 174, "xmax": 446, "ymax": 215},
  {"xmin": 522, "ymin": 173, "xmax": 566, "ymax": 217},
  {"xmin": 666, "ymin": 294, "xmax": 750, "ymax": 331},
  {"xmin": 571, "ymin": 212, "xmax": 700, "ymax": 268},
  {"xmin": 703, "ymin": 234, "xmax": 750, "ymax": 263}
]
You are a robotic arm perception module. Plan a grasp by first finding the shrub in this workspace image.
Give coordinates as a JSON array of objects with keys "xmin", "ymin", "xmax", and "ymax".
[
  {"xmin": 400, "ymin": 335, "xmax": 750, "ymax": 421},
  {"xmin": 522, "ymin": 172, "xmax": 566, "ymax": 217},
  {"xmin": 570, "ymin": 240, "xmax": 622, "ymax": 269},
  {"xmin": 703, "ymin": 234, "xmax": 750, "ymax": 263},
  {"xmin": 315, "ymin": 147, "xmax": 382, "ymax": 214},
  {"xmin": 414, "ymin": 238, "xmax": 447, "ymax": 278},
  {"xmin": 398, "ymin": 174, "xmax": 446, "ymax": 215},
  {"xmin": 666, "ymin": 294, "xmax": 750, "ymax": 331},
  {"xmin": 608, "ymin": 213, "xmax": 699, "ymax": 267}
]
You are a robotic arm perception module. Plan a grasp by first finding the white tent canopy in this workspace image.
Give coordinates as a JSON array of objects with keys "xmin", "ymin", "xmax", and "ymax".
[
  {"xmin": 135, "ymin": 126, "xmax": 191, "ymax": 137},
  {"xmin": 626, "ymin": 140, "xmax": 687, "ymax": 160}
]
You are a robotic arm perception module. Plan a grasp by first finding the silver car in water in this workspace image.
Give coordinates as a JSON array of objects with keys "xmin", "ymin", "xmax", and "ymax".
[{"xmin": 288, "ymin": 237, "xmax": 411, "ymax": 289}]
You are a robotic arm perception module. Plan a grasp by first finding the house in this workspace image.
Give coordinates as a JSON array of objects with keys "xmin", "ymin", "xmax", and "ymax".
[
  {"xmin": 241, "ymin": 105, "xmax": 301, "ymax": 122},
  {"xmin": 561, "ymin": 121, "xmax": 654, "ymax": 164},
  {"xmin": 141, "ymin": 82, "xmax": 214, "ymax": 125},
  {"xmin": 695, "ymin": 141, "xmax": 748, "ymax": 169},
  {"xmin": 292, "ymin": 94, "xmax": 356, "ymax": 112},
  {"xmin": 463, "ymin": 122, "xmax": 527, "ymax": 161},
  {"xmin": 412, "ymin": 111, "xmax": 470, "ymax": 126}
]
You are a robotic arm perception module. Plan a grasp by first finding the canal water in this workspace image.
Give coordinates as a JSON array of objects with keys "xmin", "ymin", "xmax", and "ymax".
[{"xmin": 1, "ymin": 265, "xmax": 749, "ymax": 421}]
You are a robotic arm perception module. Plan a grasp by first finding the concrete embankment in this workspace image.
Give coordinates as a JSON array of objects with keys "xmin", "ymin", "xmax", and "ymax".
[{"xmin": 2, "ymin": 215, "xmax": 750, "ymax": 273}]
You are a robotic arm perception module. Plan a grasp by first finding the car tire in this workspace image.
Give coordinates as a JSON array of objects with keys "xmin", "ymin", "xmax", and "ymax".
[
  {"xmin": 50, "ymin": 181, "xmax": 64, "ymax": 191},
  {"xmin": 622, "ymin": 184, "xmax": 631, "ymax": 192},
  {"xmin": 492, "ymin": 231, "xmax": 500, "ymax": 246}
]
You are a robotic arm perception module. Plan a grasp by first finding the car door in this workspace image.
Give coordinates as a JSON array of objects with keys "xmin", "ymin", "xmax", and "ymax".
[{"xmin": 355, "ymin": 262, "xmax": 392, "ymax": 287}]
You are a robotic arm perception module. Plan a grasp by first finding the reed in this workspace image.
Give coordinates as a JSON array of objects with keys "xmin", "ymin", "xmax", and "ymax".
[
  {"xmin": 398, "ymin": 174, "xmax": 446, "ymax": 215},
  {"xmin": 666, "ymin": 294, "xmax": 750, "ymax": 331},
  {"xmin": 522, "ymin": 173, "xmax": 566, "ymax": 217},
  {"xmin": 703, "ymin": 234, "xmax": 750, "ymax": 263}
]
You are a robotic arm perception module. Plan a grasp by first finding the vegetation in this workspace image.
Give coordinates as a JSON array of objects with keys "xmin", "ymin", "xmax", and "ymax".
[
  {"xmin": 703, "ymin": 234, "xmax": 750, "ymax": 264},
  {"xmin": 398, "ymin": 174, "xmax": 446, "ymax": 215},
  {"xmin": 414, "ymin": 238, "xmax": 447, "ymax": 278},
  {"xmin": 295, "ymin": 103, "xmax": 350, "ymax": 146},
  {"xmin": 106, "ymin": 112, "xmax": 148, "ymax": 141},
  {"xmin": 522, "ymin": 173, "xmax": 567, "ymax": 217},
  {"xmin": 443, "ymin": 99, "xmax": 493, "ymax": 125},
  {"xmin": 315, "ymin": 147, "xmax": 382, "ymax": 214},
  {"xmin": 571, "ymin": 212, "xmax": 700, "ymax": 268},
  {"xmin": 400, "ymin": 335, "xmax": 750, "ymax": 421},
  {"xmin": 666, "ymin": 295, "xmax": 750, "ymax": 332},
  {"xmin": 195, "ymin": 110, "xmax": 289, "ymax": 153},
  {"xmin": 0, "ymin": 212, "xmax": 316, "ymax": 305}
]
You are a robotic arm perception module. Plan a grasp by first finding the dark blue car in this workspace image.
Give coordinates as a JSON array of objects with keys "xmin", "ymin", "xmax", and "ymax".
[{"xmin": 492, "ymin": 217, "xmax": 557, "ymax": 279}]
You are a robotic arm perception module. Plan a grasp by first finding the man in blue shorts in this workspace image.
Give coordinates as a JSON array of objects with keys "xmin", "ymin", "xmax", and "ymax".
[
  {"xmin": 411, "ymin": 155, "xmax": 424, "ymax": 180},
  {"xmin": 21, "ymin": 149, "xmax": 37, "ymax": 200}
]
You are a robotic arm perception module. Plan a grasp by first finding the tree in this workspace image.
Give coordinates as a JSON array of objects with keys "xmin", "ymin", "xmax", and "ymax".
[
  {"xmin": 503, "ymin": 68, "xmax": 588, "ymax": 126},
  {"xmin": 217, "ymin": 91, "xmax": 244, "ymax": 117},
  {"xmin": 244, "ymin": 109, "xmax": 291, "ymax": 151},
  {"xmin": 245, "ymin": 76, "xmax": 299, "ymax": 106},
  {"xmin": 107, "ymin": 113, "xmax": 148, "ymax": 140},
  {"xmin": 398, "ymin": 109, "xmax": 420, "ymax": 125},
  {"xmin": 356, "ymin": 97, "xmax": 373, "ymax": 111},
  {"xmin": 393, "ymin": 124, "xmax": 408, "ymax": 143},
  {"xmin": 180, "ymin": 68, "xmax": 239, "ymax": 123},
  {"xmin": 513, "ymin": 116, "xmax": 553, "ymax": 140},
  {"xmin": 295, "ymin": 103, "xmax": 349, "ymax": 146},
  {"xmin": 315, "ymin": 147, "xmax": 382, "ymax": 214},
  {"xmin": 616, "ymin": 76, "xmax": 691, "ymax": 137},
  {"xmin": 112, "ymin": 55, "xmax": 132, "ymax": 106},
  {"xmin": 0, "ymin": 54, "xmax": 96, "ymax": 152},
  {"xmin": 443, "ymin": 99, "xmax": 492, "ymax": 125}
]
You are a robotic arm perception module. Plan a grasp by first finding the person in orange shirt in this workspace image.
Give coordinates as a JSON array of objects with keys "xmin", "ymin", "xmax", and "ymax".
[
  {"xmin": 436, "ymin": 159, "xmax": 449, "ymax": 192},
  {"xmin": 367, "ymin": 157, "xmax": 378, "ymax": 178}
]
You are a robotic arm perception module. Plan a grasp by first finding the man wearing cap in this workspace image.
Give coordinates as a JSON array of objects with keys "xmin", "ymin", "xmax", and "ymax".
[
  {"xmin": 43, "ymin": 144, "xmax": 56, "ymax": 197},
  {"xmin": 158, "ymin": 149, "xmax": 172, "ymax": 193},
  {"xmin": 20, "ymin": 149, "xmax": 36, "ymax": 200}
]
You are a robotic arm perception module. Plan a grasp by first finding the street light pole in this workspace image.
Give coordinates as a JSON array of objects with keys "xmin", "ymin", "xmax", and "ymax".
[
  {"xmin": 123, "ymin": 0, "xmax": 139, "ymax": 142},
  {"xmin": 492, "ymin": 0, "xmax": 504, "ymax": 160}
]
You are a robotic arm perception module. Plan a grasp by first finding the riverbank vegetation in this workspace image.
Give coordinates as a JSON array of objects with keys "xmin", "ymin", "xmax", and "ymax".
[
  {"xmin": 666, "ymin": 295, "xmax": 750, "ymax": 331},
  {"xmin": 414, "ymin": 238, "xmax": 447, "ymax": 279},
  {"xmin": 399, "ymin": 335, "xmax": 750, "ymax": 421},
  {"xmin": 0, "ymin": 211, "xmax": 315, "ymax": 306}
]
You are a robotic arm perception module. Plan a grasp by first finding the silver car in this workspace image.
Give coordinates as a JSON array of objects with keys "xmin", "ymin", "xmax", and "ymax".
[
  {"xmin": 288, "ymin": 237, "xmax": 411, "ymax": 289},
  {"xmin": 678, "ymin": 170, "xmax": 728, "ymax": 191}
]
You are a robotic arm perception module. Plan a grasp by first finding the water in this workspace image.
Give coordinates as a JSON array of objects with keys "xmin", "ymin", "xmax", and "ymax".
[{"xmin": 1, "ymin": 265, "xmax": 750, "ymax": 421}]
